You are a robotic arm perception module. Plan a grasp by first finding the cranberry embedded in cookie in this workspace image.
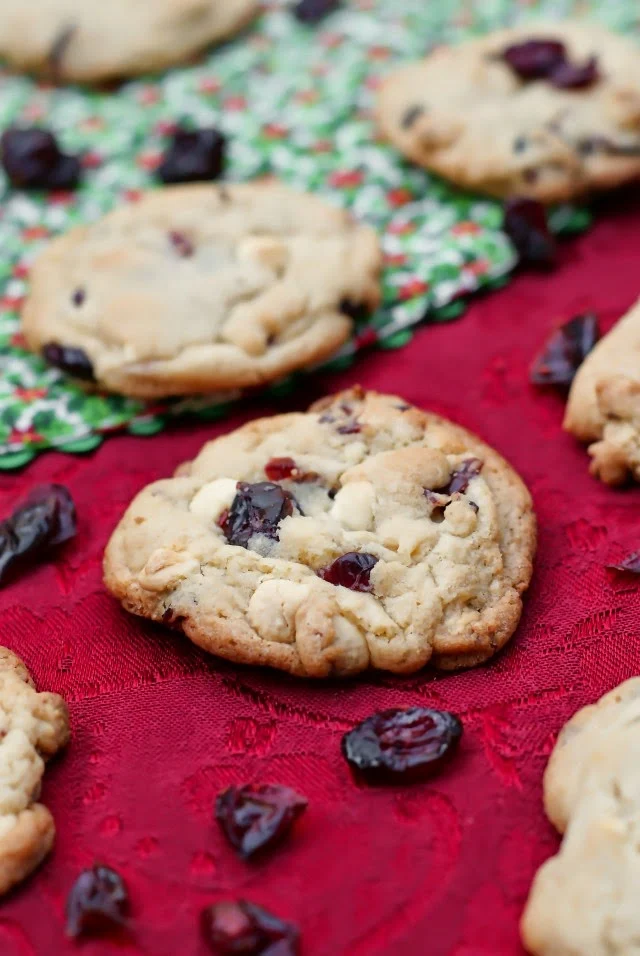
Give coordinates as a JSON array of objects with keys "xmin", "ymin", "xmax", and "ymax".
[{"xmin": 103, "ymin": 389, "xmax": 536, "ymax": 678}]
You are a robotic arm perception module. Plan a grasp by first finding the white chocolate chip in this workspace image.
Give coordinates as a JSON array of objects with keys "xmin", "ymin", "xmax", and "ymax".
[
  {"xmin": 139, "ymin": 548, "xmax": 199, "ymax": 592},
  {"xmin": 330, "ymin": 481, "xmax": 375, "ymax": 531},
  {"xmin": 248, "ymin": 579, "xmax": 310, "ymax": 643},
  {"xmin": 443, "ymin": 499, "xmax": 478, "ymax": 537},
  {"xmin": 189, "ymin": 479, "xmax": 238, "ymax": 522},
  {"xmin": 237, "ymin": 235, "xmax": 289, "ymax": 274}
]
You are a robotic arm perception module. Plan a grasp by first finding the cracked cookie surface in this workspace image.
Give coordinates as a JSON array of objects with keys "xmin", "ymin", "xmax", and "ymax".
[
  {"xmin": 565, "ymin": 298, "xmax": 640, "ymax": 485},
  {"xmin": 522, "ymin": 679, "xmax": 640, "ymax": 955},
  {"xmin": 0, "ymin": 647, "xmax": 70, "ymax": 895},
  {"xmin": 22, "ymin": 183, "xmax": 382, "ymax": 399},
  {"xmin": 104, "ymin": 388, "xmax": 536, "ymax": 677},
  {"xmin": 376, "ymin": 21, "xmax": 640, "ymax": 203},
  {"xmin": 0, "ymin": 0, "xmax": 259, "ymax": 84}
]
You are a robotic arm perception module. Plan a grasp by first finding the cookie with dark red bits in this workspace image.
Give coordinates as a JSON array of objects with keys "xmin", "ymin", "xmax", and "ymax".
[
  {"xmin": 376, "ymin": 22, "xmax": 640, "ymax": 202},
  {"xmin": 0, "ymin": 0, "xmax": 260, "ymax": 84},
  {"xmin": 104, "ymin": 389, "xmax": 536, "ymax": 677},
  {"xmin": 22, "ymin": 183, "xmax": 382, "ymax": 399}
]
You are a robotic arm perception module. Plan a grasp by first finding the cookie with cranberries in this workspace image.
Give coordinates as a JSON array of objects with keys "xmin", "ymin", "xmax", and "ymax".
[
  {"xmin": 104, "ymin": 389, "xmax": 536, "ymax": 676},
  {"xmin": 376, "ymin": 21, "xmax": 640, "ymax": 203},
  {"xmin": 22, "ymin": 183, "xmax": 381, "ymax": 399}
]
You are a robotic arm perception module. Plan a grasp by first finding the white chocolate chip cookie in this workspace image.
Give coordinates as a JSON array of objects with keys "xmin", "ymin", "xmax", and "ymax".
[
  {"xmin": 104, "ymin": 388, "xmax": 536, "ymax": 677},
  {"xmin": 376, "ymin": 22, "xmax": 640, "ymax": 203},
  {"xmin": 22, "ymin": 183, "xmax": 382, "ymax": 399},
  {"xmin": 0, "ymin": 648, "xmax": 70, "ymax": 896},
  {"xmin": 0, "ymin": 0, "xmax": 259, "ymax": 84},
  {"xmin": 565, "ymin": 298, "xmax": 640, "ymax": 486},
  {"xmin": 522, "ymin": 679, "xmax": 640, "ymax": 955}
]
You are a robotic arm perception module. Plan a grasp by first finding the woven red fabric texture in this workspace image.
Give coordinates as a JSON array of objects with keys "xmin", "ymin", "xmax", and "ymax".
[{"xmin": 1, "ymin": 192, "xmax": 639, "ymax": 956}]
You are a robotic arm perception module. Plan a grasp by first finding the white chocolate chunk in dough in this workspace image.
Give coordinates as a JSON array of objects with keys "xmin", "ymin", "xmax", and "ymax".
[
  {"xmin": 248, "ymin": 580, "xmax": 310, "ymax": 644},
  {"xmin": 189, "ymin": 478, "xmax": 238, "ymax": 522},
  {"xmin": 330, "ymin": 482, "xmax": 375, "ymax": 531}
]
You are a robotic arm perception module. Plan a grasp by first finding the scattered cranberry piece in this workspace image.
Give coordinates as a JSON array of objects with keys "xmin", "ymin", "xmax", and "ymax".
[
  {"xmin": 607, "ymin": 552, "xmax": 640, "ymax": 574},
  {"xmin": 550, "ymin": 55, "xmax": 599, "ymax": 89},
  {"xmin": 293, "ymin": 0, "xmax": 341, "ymax": 23},
  {"xmin": 337, "ymin": 421, "xmax": 362, "ymax": 435},
  {"xmin": 43, "ymin": 342, "xmax": 95, "ymax": 381},
  {"xmin": 342, "ymin": 707, "xmax": 463, "ymax": 784},
  {"xmin": 503, "ymin": 197, "xmax": 557, "ymax": 270},
  {"xmin": 531, "ymin": 313, "xmax": 599, "ymax": 387},
  {"xmin": 0, "ymin": 485, "xmax": 76, "ymax": 587},
  {"xmin": 221, "ymin": 482, "xmax": 297, "ymax": 548},
  {"xmin": 202, "ymin": 900, "xmax": 299, "ymax": 955},
  {"xmin": 169, "ymin": 230, "xmax": 194, "ymax": 258},
  {"xmin": 66, "ymin": 865, "xmax": 129, "ymax": 938},
  {"xmin": 445, "ymin": 458, "xmax": 483, "ymax": 495},
  {"xmin": 216, "ymin": 784, "xmax": 308, "ymax": 860},
  {"xmin": 71, "ymin": 287, "xmax": 86, "ymax": 307},
  {"xmin": 0, "ymin": 127, "xmax": 81, "ymax": 190},
  {"xmin": 318, "ymin": 552, "xmax": 378, "ymax": 592},
  {"xmin": 502, "ymin": 39, "xmax": 566, "ymax": 79},
  {"xmin": 264, "ymin": 457, "xmax": 319, "ymax": 483},
  {"xmin": 157, "ymin": 127, "xmax": 226, "ymax": 184}
]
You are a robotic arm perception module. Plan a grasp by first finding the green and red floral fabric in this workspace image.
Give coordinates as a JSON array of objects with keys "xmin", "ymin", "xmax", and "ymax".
[{"xmin": 0, "ymin": 0, "xmax": 635, "ymax": 467}]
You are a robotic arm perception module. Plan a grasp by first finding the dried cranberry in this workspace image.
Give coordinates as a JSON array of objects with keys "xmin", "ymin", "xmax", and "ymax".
[
  {"xmin": 318, "ymin": 552, "xmax": 378, "ymax": 592},
  {"xmin": 264, "ymin": 458, "xmax": 319, "ymax": 484},
  {"xmin": 169, "ymin": 230, "xmax": 194, "ymax": 258},
  {"xmin": 549, "ymin": 55, "xmax": 599, "ymax": 89},
  {"xmin": 0, "ymin": 485, "xmax": 76, "ymax": 587},
  {"xmin": 66, "ymin": 865, "xmax": 129, "ymax": 938},
  {"xmin": 445, "ymin": 458, "xmax": 483, "ymax": 495},
  {"xmin": 157, "ymin": 127, "xmax": 226, "ymax": 184},
  {"xmin": 502, "ymin": 39, "xmax": 566, "ymax": 80},
  {"xmin": 337, "ymin": 421, "xmax": 362, "ymax": 435},
  {"xmin": 0, "ymin": 127, "xmax": 81, "ymax": 190},
  {"xmin": 401, "ymin": 105, "xmax": 426, "ymax": 130},
  {"xmin": 531, "ymin": 313, "xmax": 599, "ymax": 387},
  {"xmin": 216, "ymin": 785, "xmax": 307, "ymax": 860},
  {"xmin": 342, "ymin": 708, "xmax": 463, "ymax": 784},
  {"xmin": 202, "ymin": 900, "xmax": 299, "ymax": 955},
  {"xmin": 43, "ymin": 342, "xmax": 95, "ymax": 381},
  {"xmin": 503, "ymin": 197, "xmax": 557, "ymax": 270},
  {"xmin": 339, "ymin": 299, "xmax": 370, "ymax": 323},
  {"xmin": 607, "ymin": 552, "xmax": 640, "ymax": 574},
  {"xmin": 293, "ymin": 0, "xmax": 341, "ymax": 23},
  {"xmin": 221, "ymin": 482, "xmax": 297, "ymax": 548}
]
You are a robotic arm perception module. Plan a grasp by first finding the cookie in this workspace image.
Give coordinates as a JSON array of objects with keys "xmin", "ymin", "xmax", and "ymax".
[
  {"xmin": 565, "ymin": 298, "xmax": 640, "ymax": 485},
  {"xmin": 22, "ymin": 183, "xmax": 382, "ymax": 400},
  {"xmin": 0, "ymin": 0, "xmax": 259, "ymax": 84},
  {"xmin": 103, "ymin": 388, "xmax": 536, "ymax": 677},
  {"xmin": 521, "ymin": 679, "xmax": 640, "ymax": 955},
  {"xmin": 376, "ymin": 22, "xmax": 640, "ymax": 203},
  {"xmin": 0, "ymin": 647, "xmax": 70, "ymax": 895}
]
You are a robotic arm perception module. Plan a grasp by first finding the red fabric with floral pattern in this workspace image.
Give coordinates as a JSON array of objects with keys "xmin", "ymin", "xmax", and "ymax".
[{"xmin": 1, "ymin": 192, "xmax": 639, "ymax": 956}]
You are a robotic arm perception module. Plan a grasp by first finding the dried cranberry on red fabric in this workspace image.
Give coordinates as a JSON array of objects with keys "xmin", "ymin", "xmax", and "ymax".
[
  {"xmin": 0, "ymin": 484, "xmax": 77, "ymax": 587},
  {"xmin": 531, "ymin": 313, "xmax": 599, "ymax": 387},
  {"xmin": 504, "ymin": 198, "xmax": 557, "ymax": 270},
  {"xmin": 221, "ymin": 482, "xmax": 297, "ymax": 548},
  {"xmin": 1, "ymin": 127, "xmax": 81, "ymax": 190},
  {"xmin": 318, "ymin": 552, "xmax": 378, "ymax": 592},
  {"xmin": 342, "ymin": 708, "xmax": 463, "ymax": 785},
  {"xmin": 216, "ymin": 784, "xmax": 308, "ymax": 860},
  {"xmin": 202, "ymin": 900, "xmax": 299, "ymax": 955},
  {"xmin": 66, "ymin": 865, "xmax": 129, "ymax": 938}
]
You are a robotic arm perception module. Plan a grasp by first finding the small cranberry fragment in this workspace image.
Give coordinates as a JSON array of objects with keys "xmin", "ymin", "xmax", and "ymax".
[
  {"xmin": 401, "ymin": 105, "xmax": 426, "ymax": 130},
  {"xmin": 531, "ymin": 313, "xmax": 599, "ymax": 387},
  {"xmin": 157, "ymin": 127, "xmax": 226, "ymax": 184},
  {"xmin": 1, "ymin": 127, "xmax": 81, "ymax": 190},
  {"xmin": 202, "ymin": 900, "xmax": 299, "ymax": 955},
  {"xmin": 293, "ymin": 0, "xmax": 341, "ymax": 23},
  {"xmin": 221, "ymin": 482, "xmax": 297, "ymax": 548},
  {"xmin": 318, "ymin": 552, "xmax": 378, "ymax": 592},
  {"xmin": 446, "ymin": 458, "xmax": 483, "ymax": 495},
  {"xmin": 502, "ymin": 39, "xmax": 566, "ymax": 79},
  {"xmin": 66, "ymin": 865, "xmax": 129, "ymax": 938},
  {"xmin": 43, "ymin": 342, "xmax": 95, "ymax": 381},
  {"xmin": 607, "ymin": 552, "xmax": 640, "ymax": 574},
  {"xmin": 216, "ymin": 785, "xmax": 307, "ymax": 860},
  {"xmin": 504, "ymin": 197, "xmax": 557, "ymax": 270},
  {"xmin": 71, "ymin": 287, "xmax": 86, "ymax": 307},
  {"xmin": 549, "ymin": 55, "xmax": 599, "ymax": 89},
  {"xmin": 169, "ymin": 230, "xmax": 194, "ymax": 258},
  {"xmin": 337, "ymin": 421, "xmax": 362, "ymax": 435},
  {"xmin": 0, "ymin": 484, "xmax": 76, "ymax": 587},
  {"xmin": 264, "ymin": 458, "xmax": 319, "ymax": 483},
  {"xmin": 342, "ymin": 707, "xmax": 463, "ymax": 784}
]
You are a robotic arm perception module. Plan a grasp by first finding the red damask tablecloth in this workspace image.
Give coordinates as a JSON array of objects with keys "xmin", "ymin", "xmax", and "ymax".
[{"xmin": 1, "ymin": 190, "xmax": 639, "ymax": 956}]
